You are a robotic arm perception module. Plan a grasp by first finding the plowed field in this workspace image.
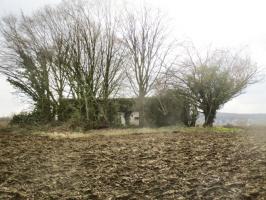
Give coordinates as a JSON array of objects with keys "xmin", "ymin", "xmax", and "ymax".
[{"xmin": 0, "ymin": 128, "xmax": 265, "ymax": 199}]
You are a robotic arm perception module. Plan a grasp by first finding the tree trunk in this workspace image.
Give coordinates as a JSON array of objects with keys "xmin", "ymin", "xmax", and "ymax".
[
  {"xmin": 101, "ymin": 98, "xmax": 109, "ymax": 128},
  {"xmin": 36, "ymin": 97, "xmax": 53, "ymax": 123},
  {"xmin": 203, "ymin": 106, "xmax": 216, "ymax": 127},
  {"xmin": 138, "ymin": 93, "xmax": 145, "ymax": 127}
]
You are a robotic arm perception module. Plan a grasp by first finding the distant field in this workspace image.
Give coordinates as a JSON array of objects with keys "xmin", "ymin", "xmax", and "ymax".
[{"xmin": 0, "ymin": 127, "xmax": 265, "ymax": 199}]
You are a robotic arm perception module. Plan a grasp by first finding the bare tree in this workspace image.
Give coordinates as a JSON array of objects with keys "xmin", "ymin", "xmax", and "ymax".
[
  {"xmin": 0, "ymin": 14, "xmax": 56, "ymax": 122},
  {"xmin": 63, "ymin": 1, "xmax": 125, "ymax": 127},
  {"xmin": 0, "ymin": 0, "xmax": 125, "ymax": 127},
  {"xmin": 168, "ymin": 46, "xmax": 259, "ymax": 127},
  {"xmin": 122, "ymin": 7, "xmax": 172, "ymax": 126},
  {"xmin": 99, "ymin": 8, "xmax": 126, "ymax": 124}
]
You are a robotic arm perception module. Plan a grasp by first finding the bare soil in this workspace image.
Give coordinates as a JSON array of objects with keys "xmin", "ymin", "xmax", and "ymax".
[{"xmin": 0, "ymin": 128, "xmax": 265, "ymax": 199}]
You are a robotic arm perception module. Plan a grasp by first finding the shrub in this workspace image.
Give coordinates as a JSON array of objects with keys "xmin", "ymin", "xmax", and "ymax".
[
  {"xmin": 10, "ymin": 111, "xmax": 40, "ymax": 126},
  {"xmin": 145, "ymin": 92, "xmax": 183, "ymax": 127}
]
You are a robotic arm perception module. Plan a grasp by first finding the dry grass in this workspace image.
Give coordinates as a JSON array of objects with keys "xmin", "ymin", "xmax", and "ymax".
[
  {"xmin": 32, "ymin": 127, "xmax": 175, "ymax": 139},
  {"xmin": 0, "ymin": 119, "xmax": 9, "ymax": 129},
  {"xmin": 32, "ymin": 126, "xmax": 242, "ymax": 139}
]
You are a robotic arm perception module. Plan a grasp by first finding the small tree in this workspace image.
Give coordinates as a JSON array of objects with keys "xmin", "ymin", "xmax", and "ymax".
[
  {"xmin": 154, "ymin": 76, "xmax": 199, "ymax": 127},
  {"xmin": 145, "ymin": 90, "xmax": 183, "ymax": 127},
  {"xmin": 169, "ymin": 47, "xmax": 259, "ymax": 127}
]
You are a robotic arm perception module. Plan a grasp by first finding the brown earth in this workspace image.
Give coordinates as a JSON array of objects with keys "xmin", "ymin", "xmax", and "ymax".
[{"xmin": 0, "ymin": 128, "xmax": 265, "ymax": 199}]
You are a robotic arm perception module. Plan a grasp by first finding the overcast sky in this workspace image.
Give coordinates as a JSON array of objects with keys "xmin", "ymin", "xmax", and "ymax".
[{"xmin": 0, "ymin": 0, "xmax": 266, "ymax": 116}]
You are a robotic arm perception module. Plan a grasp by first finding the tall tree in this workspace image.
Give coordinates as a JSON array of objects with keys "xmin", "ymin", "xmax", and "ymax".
[
  {"xmin": 0, "ymin": 15, "xmax": 56, "ymax": 122},
  {"xmin": 0, "ymin": 0, "xmax": 125, "ymax": 127},
  {"xmin": 122, "ymin": 7, "xmax": 171, "ymax": 126},
  {"xmin": 64, "ymin": 0, "xmax": 125, "ymax": 127}
]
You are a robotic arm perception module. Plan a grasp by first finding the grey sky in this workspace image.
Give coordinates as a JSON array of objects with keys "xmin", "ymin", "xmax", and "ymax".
[{"xmin": 0, "ymin": 0, "xmax": 266, "ymax": 116}]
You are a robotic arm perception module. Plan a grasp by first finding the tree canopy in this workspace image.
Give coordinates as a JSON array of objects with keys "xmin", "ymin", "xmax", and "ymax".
[{"xmin": 168, "ymin": 47, "xmax": 258, "ymax": 127}]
